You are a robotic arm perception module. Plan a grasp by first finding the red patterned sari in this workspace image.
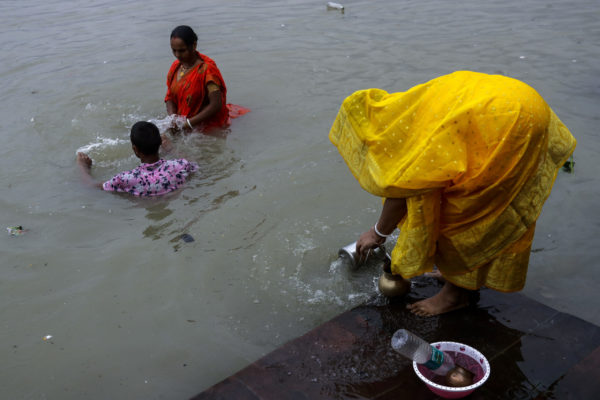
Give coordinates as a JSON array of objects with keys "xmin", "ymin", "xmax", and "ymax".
[{"xmin": 165, "ymin": 52, "xmax": 249, "ymax": 131}]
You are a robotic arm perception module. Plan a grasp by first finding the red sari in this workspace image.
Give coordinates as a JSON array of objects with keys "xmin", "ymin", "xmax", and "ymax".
[{"xmin": 164, "ymin": 52, "xmax": 249, "ymax": 130}]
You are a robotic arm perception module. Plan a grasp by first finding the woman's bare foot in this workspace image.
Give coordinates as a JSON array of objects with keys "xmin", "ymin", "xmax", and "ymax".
[{"xmin": 407, "ymin": 281, "xmax": 469, "ymax": 317}]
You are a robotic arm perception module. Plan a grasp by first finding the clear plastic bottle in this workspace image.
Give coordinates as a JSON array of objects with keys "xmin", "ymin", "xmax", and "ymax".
[{"xmin": 391, "ymin": 329, "xmax": 455, "ymax": 376}]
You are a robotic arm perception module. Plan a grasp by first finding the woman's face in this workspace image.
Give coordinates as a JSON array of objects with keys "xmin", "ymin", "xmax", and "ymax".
[{"xmin": 170, "ymin": 37, "xmax": 195, "ymax": 64}]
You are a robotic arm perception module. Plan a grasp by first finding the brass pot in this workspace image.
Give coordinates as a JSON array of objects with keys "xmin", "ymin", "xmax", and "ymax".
[{"xmin": 378, "ymin": 263, "xmax": 410, "ymax": 297}]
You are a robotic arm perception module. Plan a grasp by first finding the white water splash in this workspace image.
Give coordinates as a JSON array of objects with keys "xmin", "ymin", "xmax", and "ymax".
[
  {"xmin": 75, "ymin": 136, "xmax": 129, "ymax": 155},
  {"xmin": 148, "ymin": 115, "xmax": 187, "ymax": 133}
]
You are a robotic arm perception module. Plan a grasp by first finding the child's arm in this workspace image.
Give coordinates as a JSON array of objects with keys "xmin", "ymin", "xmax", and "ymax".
[
  {"xmin": 76, "ymin": 153, "xmax": 104, "ymax": 189},
  {"xmin": 160, "ymin": 133, "xmax": 174, "ymax": 153}
]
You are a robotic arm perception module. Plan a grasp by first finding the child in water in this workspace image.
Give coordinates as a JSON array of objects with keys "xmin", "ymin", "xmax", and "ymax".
[{"xmin": 77, "ymin": 121, "xmax": 198, "ymax": 196}]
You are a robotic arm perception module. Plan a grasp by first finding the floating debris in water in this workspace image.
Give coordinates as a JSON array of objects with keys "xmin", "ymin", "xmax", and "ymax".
[
  {"xmin": 7, "ymin": 226, "xmax": 27, "ymax": 236},
  {"xmin": 42, "ymin": 335, "xmax": 53, "ymax": 341},
  {"xmin": 180, "ymin": 233, "xmax": 195, "ymax": 243},
  {"xmin": 326, "ymin": 2, "xmax": 344, "ymax": 12}
]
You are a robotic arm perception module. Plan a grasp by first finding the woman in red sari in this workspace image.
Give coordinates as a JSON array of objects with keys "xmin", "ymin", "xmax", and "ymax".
[{"xmin": 165, "ymin": 25, "xmax": 248, "ymax": 133}]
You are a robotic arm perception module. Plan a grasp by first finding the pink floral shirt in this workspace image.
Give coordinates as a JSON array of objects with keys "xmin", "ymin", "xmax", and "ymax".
[{"xmin": 102, "ymin": 159, "xmax": 198, "ymax": 196}]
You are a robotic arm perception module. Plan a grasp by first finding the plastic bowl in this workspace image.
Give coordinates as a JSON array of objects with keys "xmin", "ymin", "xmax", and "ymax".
[{"xmin": 413, "ymin": 341, "xmax": 490, "ymax": 399}]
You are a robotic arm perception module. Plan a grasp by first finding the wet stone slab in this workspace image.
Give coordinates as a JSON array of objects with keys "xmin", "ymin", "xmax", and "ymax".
[{"xmin": 192, "ymin": 277, "xmax": 600, "ymax": 399}]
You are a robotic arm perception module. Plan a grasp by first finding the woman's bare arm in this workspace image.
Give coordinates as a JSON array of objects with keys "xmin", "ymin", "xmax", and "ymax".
[{"xmin": 187, "ymin": 89, "xmax": 222, "ymax": 128}]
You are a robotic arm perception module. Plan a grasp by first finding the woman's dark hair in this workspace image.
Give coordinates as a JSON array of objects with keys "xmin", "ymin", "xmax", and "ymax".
[
  {"xmin": 170, "ymin": 25, "xmax": 198, "ymax": 47},
  {"xmin": 130, "ymin": 121, "xmax": 161, "ymax": 155}
]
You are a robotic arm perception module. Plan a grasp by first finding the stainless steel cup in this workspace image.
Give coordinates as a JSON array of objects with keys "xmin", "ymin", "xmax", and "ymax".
[{"xmin": 338, "ymin": 241, "xmax": 389, "ymax": 270}]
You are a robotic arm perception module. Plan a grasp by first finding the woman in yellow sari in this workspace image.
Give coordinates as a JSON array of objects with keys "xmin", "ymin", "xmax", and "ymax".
[{"xmin": 329, "ymin": 71, "xmax": 576, "ymax": 316}]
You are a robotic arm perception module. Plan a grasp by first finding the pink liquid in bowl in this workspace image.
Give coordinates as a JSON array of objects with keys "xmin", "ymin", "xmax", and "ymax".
[{"xmin": 413, "ymin": 342, "xmax": 490, "ymax": 399}]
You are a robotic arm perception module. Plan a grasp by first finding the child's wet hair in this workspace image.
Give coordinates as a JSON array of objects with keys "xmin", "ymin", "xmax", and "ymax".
[{"xmin": 130, "ymin": 121, "xmax": 161, "ymax": 155}]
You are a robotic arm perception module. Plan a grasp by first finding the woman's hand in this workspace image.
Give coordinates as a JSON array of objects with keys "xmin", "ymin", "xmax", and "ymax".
[
  {"xmin": 182, "ymin": 117, "xmax": 195, "ymax": 133},
  {"xmin": 356, "ymin": 227, "xmax": 385, "ymax": 261},
  {"xmin": 167, "ymin": 114, "xmax": 187, "ymax": 131},
  {"xmin": 355, "ymin": 198, "xmax": 408, "ymax": 261}
]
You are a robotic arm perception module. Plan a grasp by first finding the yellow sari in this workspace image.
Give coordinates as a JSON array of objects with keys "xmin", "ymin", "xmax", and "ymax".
[{"xmin": 329, "ymin": 71, "xmax": 576, "ymax": 292}]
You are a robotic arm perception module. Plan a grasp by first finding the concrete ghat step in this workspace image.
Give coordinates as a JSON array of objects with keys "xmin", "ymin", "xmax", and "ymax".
[{"xmin": 192, "ymin": 282, "xmax": 600, "ymax": 400}]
